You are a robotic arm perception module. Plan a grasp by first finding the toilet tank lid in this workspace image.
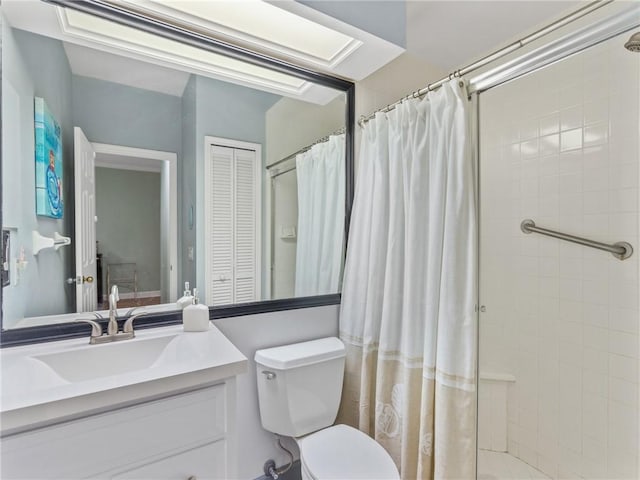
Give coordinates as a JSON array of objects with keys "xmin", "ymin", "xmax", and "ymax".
[{"xmin": 255, "ymin": 337, "xmax": 345, "ymax": 370}]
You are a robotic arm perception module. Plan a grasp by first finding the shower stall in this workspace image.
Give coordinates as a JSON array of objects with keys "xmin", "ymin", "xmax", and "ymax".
[{"xmin": 477, "ymin": 23, "xmax": 639, "ymax": 480}]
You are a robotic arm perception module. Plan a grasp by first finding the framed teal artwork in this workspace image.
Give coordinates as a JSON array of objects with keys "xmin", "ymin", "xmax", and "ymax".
[{"xmin": 34, "ymin": 97, "xmax": 63, "ymax": 218}]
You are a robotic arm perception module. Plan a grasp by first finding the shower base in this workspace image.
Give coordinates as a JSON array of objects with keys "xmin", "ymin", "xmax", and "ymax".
[{"xmin": 478, "ymin": 449, "xmax": 550, "ymax": 480}]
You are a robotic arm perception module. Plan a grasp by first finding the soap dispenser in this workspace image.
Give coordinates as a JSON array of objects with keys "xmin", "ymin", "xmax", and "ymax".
[
  {"xmin": 176, "ymin": 281, "xmax": 193, "ymax": 309},
  {"xmin": 183, "ymin": 288, "xmax": 210, "ymax": 332}
]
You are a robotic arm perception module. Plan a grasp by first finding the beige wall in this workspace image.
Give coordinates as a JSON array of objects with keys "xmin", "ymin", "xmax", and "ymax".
[
  {"xmin": 354, "ymin": 52, "xmax": 447, "ymax": 166},
  {"xmin": 266, "ymin": 95, "xmax": 346, "ymax": 167}
]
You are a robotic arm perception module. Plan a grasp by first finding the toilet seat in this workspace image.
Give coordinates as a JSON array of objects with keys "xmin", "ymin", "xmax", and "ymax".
[{"xmin": 297, "ymin": 424, "xmax": 399, "ymax": 480}]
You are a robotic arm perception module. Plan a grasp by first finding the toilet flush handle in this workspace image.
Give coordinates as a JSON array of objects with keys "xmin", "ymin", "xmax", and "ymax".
[{"xmin": 262, "ymin": 370, "xmax": 276, "ymax": 380}]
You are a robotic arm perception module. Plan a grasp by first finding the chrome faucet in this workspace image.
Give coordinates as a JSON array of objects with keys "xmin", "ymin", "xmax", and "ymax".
[{"xmin": 76, "ymin": 285, "xmax": 148, "ymax": 344}]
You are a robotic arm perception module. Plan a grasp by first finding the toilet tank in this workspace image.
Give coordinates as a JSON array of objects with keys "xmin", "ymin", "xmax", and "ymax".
[{"xmin": 255, "ymin": 337, "xmax": 345, "ymax": 438}]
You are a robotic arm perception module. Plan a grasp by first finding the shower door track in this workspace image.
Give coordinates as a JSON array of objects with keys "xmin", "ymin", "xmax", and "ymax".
[{"xmin": 520, "ymin": 219, "xmax": 633, "ymax": 260}]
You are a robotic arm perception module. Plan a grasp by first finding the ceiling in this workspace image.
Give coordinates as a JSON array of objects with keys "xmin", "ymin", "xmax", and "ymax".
[{"xmin": 406, "ymin": 1, "xmax": 582, "ymax": 72}]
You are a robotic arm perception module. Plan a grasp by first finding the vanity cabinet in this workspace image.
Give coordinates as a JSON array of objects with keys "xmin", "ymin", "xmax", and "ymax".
[
  {"xmin": 1, "ymin": 382, "xmax": 236, "ymax": 479},
  {"xmin": 112, "ymin": 442, "xmax": 225, "ymax": 479}
]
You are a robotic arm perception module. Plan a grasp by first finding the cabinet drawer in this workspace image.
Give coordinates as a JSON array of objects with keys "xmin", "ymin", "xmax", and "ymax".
[
  {"xmin": 112, "ymin": 441, "xmax": 226, "ymax": 480},
  {"xmin": 1, "ymin": 385, "xmax": 226, "ymax": 479}
]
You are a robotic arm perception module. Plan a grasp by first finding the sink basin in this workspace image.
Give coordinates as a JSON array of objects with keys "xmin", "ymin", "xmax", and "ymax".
[
  {"xmin": 1, "ymin": 324, "xmax": 248, "ymax": 434},
  {"xmin": 33, "ymin": 335, "xmax": 177, "ymax": 382}
]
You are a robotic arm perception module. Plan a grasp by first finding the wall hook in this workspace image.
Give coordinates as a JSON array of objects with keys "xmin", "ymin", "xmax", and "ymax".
[{"xmin": 32, "ymin": 231, "xmax": 71, "ymax": 255}]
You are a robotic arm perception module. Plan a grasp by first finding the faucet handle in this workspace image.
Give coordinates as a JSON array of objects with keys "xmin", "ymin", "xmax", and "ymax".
[
  {"xmin": 123, "ymin": 312, "xmax": 148, "ymax": 335},
  {"xmin": 76, "ymin": 318, "xmax": 103, "ymax": 339},
  {"xmin": 111, "ymin": 285, "xmax": 119, "ymax": 302}
]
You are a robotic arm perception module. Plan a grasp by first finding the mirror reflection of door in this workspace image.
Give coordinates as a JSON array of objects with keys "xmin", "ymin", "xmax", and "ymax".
[
  {"xmin": 95, "ymin": 166, "xmax": 161, "ymax": 310},
  {"xmin": 73, "ymin": 127, "xmax": 177, "ymax": 312},
  {"xmin": 73, "ymin": 127, "xmax": 97, "ymax": 312},
  {"xmin": 93, "ymin": 145, "xmax": 178, "ymax": 310}
]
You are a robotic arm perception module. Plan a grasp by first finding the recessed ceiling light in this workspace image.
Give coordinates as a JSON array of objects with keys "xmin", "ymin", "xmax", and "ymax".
[
  {"xmin": 123, "ymin": 0, "xmax": 362, "ymax": 68},
  {"xmin": 58, "ymin": 7, "xmax": 308, "ymax": 95}
]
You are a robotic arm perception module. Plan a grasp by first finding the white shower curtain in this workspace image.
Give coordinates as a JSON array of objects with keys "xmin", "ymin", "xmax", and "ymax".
[
  {"xmin": 295, "ymin": 133, "xmax": 345, "ymax": 297},
  {"xmin": 338, "ymin": 79, "xmax": 477, "ymax": 479}
]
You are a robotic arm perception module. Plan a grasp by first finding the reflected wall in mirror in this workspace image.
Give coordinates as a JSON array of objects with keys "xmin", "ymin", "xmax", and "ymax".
[{"xmin": 1, "ymin": 0, "xmax": 349, "ymax": 330}]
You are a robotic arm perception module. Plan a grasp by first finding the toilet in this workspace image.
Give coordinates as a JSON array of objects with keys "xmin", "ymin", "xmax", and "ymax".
[{"xmin": 255, "ymin": 337, "xmax": 400, "ymax": 480}]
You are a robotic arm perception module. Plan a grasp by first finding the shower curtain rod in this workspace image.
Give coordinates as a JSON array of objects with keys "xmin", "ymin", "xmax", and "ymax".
[
  {"xmin": 358, "ymin": 0, "xmax": 612, "ymax": 126},
  {"xmin": 266, "ymin": 126, "xmax": 346, "ymax": 172},
  {"xmin": 270, "ymin": 165, "xmax": 296, "ymax": 179}
]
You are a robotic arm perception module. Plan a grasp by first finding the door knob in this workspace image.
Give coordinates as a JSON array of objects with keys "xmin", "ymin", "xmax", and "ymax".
[{"xmin": 83, "ymin": 276, "xmax": 94, "ymax": 284}]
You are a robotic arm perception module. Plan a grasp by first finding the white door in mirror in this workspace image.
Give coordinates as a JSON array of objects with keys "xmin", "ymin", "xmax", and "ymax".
[{"xmin": 74, "ymin": 127, "xmax": 97, "ymax": 312}]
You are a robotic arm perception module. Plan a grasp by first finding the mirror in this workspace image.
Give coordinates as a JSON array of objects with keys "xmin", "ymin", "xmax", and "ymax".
[{"xmin": 1, "ymin": 0, "xmax": 352, "ymax": 333}]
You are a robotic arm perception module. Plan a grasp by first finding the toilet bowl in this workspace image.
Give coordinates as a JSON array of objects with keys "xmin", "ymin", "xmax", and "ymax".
[
  {"xmin": 255, "ymin": 337, "xmax": 399, "ymax": 480},
  {"xmin": 297, "ymin": 424, "xmax": 399, "ymax": 480}
]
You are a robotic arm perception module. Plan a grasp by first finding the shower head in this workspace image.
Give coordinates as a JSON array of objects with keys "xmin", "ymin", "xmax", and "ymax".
[{"xmin": 624, "ymin": 32, "xmax": 640, "ymax": 52}]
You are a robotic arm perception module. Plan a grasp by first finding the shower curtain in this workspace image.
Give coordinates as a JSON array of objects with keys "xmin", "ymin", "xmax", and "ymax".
[
  {"xmin": 338, "ymin": 79, "xmax": 477, "ymax": 479},
  {"xmin": 295, "ymin": 133, "xmax": 345, "ymax": 297}
]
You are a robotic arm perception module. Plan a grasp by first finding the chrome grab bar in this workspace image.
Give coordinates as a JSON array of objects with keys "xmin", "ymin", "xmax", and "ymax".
[{"xmin": 520, "ymin": 219, "xmax": 633, "ymax": 260}]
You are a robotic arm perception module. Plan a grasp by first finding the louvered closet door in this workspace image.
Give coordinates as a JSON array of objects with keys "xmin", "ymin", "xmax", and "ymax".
[
  {"xmin": 209, "ymin": 146, "xmax": 234, "ymax": 305},
  {"xmin": 233, "ymin": 149, "xmax": 257, "ymax": 303},
  {"xmin": 208, "ymin": 145, "xmax": 258, "ymax": 306}
]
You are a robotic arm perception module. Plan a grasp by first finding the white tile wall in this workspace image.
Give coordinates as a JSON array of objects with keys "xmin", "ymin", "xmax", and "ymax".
[{"xmin": 479, "ymin": 33, "xmax": 639, "ymax": 480}]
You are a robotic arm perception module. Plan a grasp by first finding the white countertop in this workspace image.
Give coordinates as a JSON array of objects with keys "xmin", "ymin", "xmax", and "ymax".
[{"xmin": 0, "ymin": 324, "xmax": 248, "ymax": 434}]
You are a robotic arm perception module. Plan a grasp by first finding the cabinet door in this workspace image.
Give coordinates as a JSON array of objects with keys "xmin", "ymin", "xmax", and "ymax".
[
  {"xmin": 112, "ymin": 441, "xmax": 226, "ymax": 480},
  {"xmin": 1, "ymin": 386, "xmax": 226, "ymax": 479}
]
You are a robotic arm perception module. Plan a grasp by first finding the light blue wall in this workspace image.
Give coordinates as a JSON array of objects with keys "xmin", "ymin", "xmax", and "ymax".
[
  {"xmin": 180, "ymin": 75, "xmax": 197, "ymax": 290},
  {"xmin": 184, "ymin": 75, "xmax": 280, "ymax": 300},
  {"xmin": 71, "ymin": 75, "xmax": 184, "ymax": 290},
  {"xmin": 1, "ymin": 26, "xmax": 186, "ymax": 325},
  {"xmin": 71, "ymin": 76, "xmax": 182, "ymax": 154},
  {"xmin": 299, "ymin": 0, "xmax": 406, "ymax": 47},
  {"xmin": 2, "ymin": 23, "xmax": 74, "ymax": 325}
]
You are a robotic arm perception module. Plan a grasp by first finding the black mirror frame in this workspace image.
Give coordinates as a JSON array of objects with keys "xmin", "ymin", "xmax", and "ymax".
[{"xmin": 0, "ymin": 0, "xmax": 355, "ymax": 347}]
